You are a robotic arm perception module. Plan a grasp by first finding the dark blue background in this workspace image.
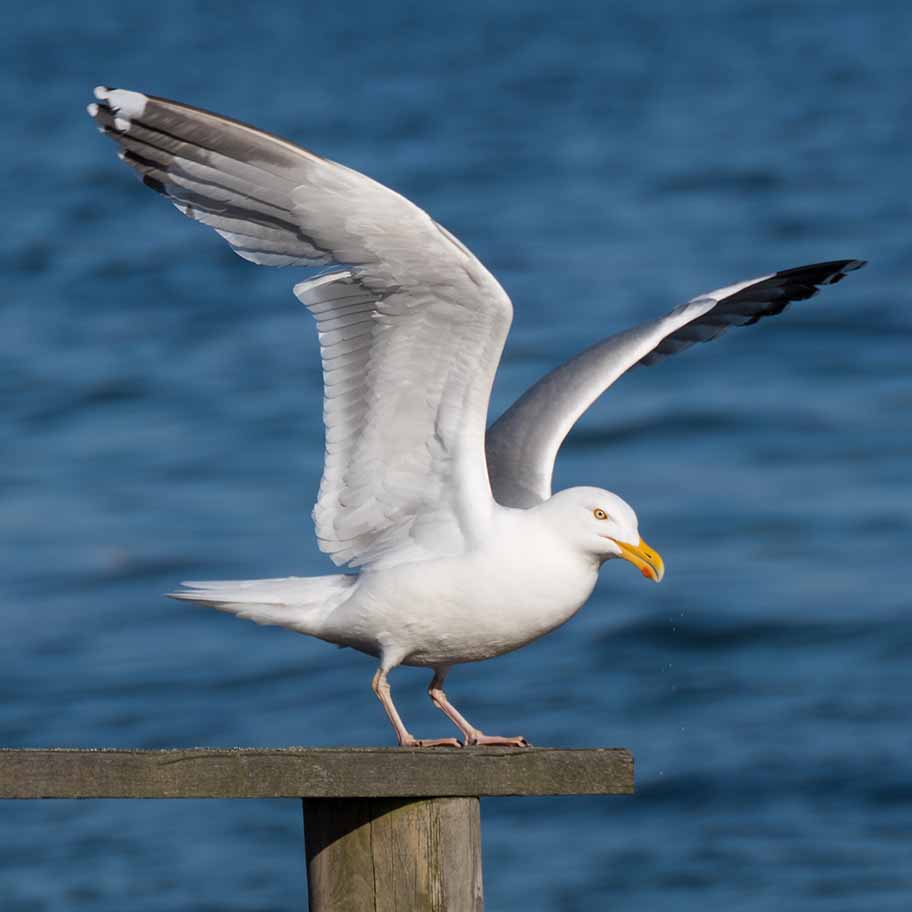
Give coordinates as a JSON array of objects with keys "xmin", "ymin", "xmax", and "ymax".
[{"xmin": 2, "ymin": 1, "xmax": 910, "ymax": 909}]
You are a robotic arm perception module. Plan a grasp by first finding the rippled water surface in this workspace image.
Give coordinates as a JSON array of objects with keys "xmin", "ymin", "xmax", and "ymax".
[{"xmin": 2, "ymin": 1, "xmax": 911, "ymax": 909}]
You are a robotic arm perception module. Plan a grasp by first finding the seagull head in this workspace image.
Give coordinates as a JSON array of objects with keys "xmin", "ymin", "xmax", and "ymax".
[{"xmin": 545, "ymin": 487, "xmax": 665, "ymax": 582}]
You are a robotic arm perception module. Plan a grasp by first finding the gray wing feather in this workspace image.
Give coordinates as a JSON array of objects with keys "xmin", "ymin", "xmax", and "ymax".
[
  {"xmin": 89, "ymin": 87, "xmax": 513, "ymax": 568},
  {"xmin": 487, "ymin": 260, "xmax": 866, "ymax": 507}
]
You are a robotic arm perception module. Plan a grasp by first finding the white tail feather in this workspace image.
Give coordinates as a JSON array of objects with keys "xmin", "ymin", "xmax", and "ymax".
[{"xmin": 168, "ymin": 574, "xmax": 356, "ymax": 636}]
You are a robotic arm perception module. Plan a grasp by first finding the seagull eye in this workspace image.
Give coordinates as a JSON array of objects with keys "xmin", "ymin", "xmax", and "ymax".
[{"xmin": 593, "ymin": 508, "xmax": 609, "ymax": 521}]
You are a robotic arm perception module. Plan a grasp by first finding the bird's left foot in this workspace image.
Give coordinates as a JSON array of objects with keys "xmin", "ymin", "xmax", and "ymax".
[
  {"xmin": 465, "ymin": 733, "xmax": 531, "ymax": 747},
  {"xmin": 401, "ymin": 736, "xmax": 463, "ymax": 748}
]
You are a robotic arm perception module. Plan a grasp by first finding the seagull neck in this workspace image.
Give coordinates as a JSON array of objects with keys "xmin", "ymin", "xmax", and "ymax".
[{"xmin": 495, "ymin": 499, "xmax": 602, "ymax": 573}]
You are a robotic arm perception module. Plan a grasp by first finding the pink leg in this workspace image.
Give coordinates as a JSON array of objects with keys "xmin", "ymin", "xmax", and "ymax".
[
  {"xmin": 371, "ymin": 666, "xmax": 461, "ymax": 748},
  {"xmin": 428, "ymin": 669, "xmax": 530, "ymax": 747}
]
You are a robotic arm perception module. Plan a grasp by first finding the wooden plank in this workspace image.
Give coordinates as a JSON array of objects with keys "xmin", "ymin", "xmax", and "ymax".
[
  {"xmin": 0, "ymin": 748, "xmax": 633, "ymax": 798},
  {"xmin": 303, "ymin": 797, "xmax": 483, "ymax": 912}
]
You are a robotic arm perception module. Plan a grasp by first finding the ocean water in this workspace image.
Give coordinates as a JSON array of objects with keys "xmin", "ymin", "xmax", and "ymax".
[{"xmin": 2, "ymin": 1, "xmax": 911, "ymax": 909}]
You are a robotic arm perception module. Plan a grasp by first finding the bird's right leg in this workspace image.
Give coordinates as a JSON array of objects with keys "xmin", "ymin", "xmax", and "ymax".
[
  {"xmin": 428, "ymin": 668, "xmax": 530, "ymax": 747},
  {"xmin": 371, "ymin": 666, "xmax": 461, "ymax": 748}
]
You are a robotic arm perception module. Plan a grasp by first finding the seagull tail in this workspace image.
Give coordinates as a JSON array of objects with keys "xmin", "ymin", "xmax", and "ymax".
[{"xmin": 167, "ymin": 574, "xmax": 357, "ymax": 637}]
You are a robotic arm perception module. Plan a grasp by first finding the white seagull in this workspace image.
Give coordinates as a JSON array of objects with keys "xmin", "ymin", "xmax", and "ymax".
[{"xmin": 88, "ymin": 87, "xmax": 865, "ymax": 747}]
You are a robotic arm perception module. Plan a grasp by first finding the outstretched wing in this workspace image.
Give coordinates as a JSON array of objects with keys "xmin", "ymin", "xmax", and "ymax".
[
  {"xmin": 89, "ymin": 88, "xmax": 512, "ymax": 568},
  {"xmin": 486, "ymin": 260, "xmax": 866, "ymax": 507}
]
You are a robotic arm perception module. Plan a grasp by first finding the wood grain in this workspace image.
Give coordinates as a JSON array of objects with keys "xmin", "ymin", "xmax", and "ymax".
[
  {"xmin": 0, "ymin": 747, "xmax": 633, "ymax": 798},
  {"xmin": 303, "ymin": 797, "xmax": 483, "ymax": 912}
]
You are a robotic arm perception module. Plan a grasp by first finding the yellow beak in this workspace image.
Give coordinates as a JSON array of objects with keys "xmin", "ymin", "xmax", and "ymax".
[{"xmin": 613, "ymin": 537, "xmax": 665, "ymax": 583}]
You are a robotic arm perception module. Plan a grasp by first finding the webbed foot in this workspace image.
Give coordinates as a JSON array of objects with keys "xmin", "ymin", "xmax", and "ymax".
[
  {"xmin": 465, "ymin": 733, "xmax": 531, "ymax": 747},
  {"xmin": 400, "ymin": 736, "xmax": 463, "ymax": 748}
]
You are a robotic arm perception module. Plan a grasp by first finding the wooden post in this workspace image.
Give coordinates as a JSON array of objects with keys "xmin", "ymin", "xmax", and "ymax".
[
  {"xmin": 303, "ymin": 797, "xmax": 482, "ymax": 912},
  {"xmin": 0, "ymin": 747, "xmax": 633, "ymax": 910}
]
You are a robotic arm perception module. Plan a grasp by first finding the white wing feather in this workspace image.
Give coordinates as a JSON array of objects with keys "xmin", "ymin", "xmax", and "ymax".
[
  {"xmin": 296, "ymin": 269, "xmax": 509, "ymax": 567},
  {"xmin": 89, "ymin": 88, "xmax": 513, "ymax": 567},
  {"xmin": 88, "ymin": 91, "xmax": 864, "ymax": 527}
]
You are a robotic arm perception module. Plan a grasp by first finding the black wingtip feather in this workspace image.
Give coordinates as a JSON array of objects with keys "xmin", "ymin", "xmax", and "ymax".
[
  {"xmin": 141, "ymin": 174, "xmax": 168, "ymax": 194},
  {"xmin": 639, "ymin": 257, "xmax": 867, "ymax": 369},
  {"xmin": 774, "ymin": 259, "xmax": 867, "ymax": 286},
  {"xmin": 740, "ymin": 259, "xmax": 867, "ymax": 325},
  {"xmin": 744, "ymin": 298, "xmax": 794, "ymax": 325}
]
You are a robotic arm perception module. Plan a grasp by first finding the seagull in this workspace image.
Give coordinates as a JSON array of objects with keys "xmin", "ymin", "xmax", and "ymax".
[{"xmin": 87, "ymin": 87, "xmax": 865, "ymax": 747}]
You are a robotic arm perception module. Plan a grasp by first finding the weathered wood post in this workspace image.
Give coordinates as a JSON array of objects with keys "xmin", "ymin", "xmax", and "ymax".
[
  {"xmin": 304, "ymin": 796, "xmax": 483, "ymax": 910},
  {"xmin": 0, "ymin": 747, "xmax": 633, "ymax": 911}
]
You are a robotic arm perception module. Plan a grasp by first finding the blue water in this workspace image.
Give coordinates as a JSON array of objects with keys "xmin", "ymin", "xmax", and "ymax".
[{"xmin": 2, "ymin": 1, "xmax": 911, "ymax": 908}]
